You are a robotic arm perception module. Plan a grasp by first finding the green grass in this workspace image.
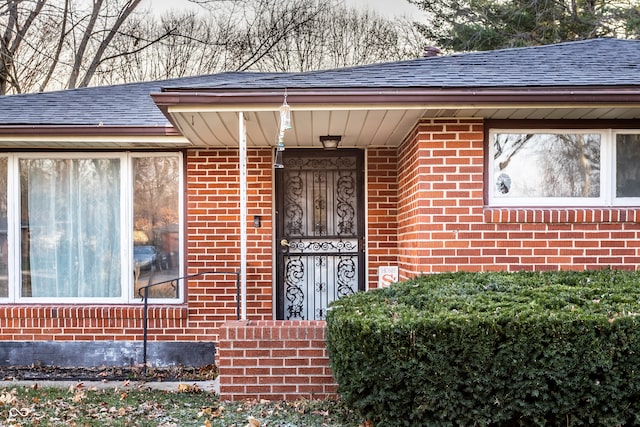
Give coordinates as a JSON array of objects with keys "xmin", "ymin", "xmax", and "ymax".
[{"xmin": 0, "ymin": 385, "xmax": 362, "ymax": 426}]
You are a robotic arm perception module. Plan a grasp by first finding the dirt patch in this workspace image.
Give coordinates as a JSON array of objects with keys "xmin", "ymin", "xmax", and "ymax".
[{"xmin": 0, "ymin": 364, "xmax": 218, "ymax": 382}]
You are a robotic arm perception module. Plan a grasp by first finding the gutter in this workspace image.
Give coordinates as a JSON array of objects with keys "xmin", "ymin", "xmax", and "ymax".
[
  {"xmin": 0, "ymin": 125, "xmax": 181, "ymax": 136},
  {"xmin": 151, "ymin": 86, "xmax": 640, "ymax": 108}
]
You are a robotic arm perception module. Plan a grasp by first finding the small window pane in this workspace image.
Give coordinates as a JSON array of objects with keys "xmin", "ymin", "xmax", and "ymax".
[
  {"xmin": 616, "ymin": 134, "xmax": 640, "ymax": 197},
  {"xmin": 20, "ymin": 158, "xmax": 122, "ymax": 298},
  {"xmin": 0, "ymin": 158, "xmax": 6, "ymax": 298},
  {"xmin": 133, "ymin": 156, "xmax": 180, "ymax": 299},
  {"xmin": 493, "ymin": 133, "xmax": 600, "ymax": 198}
]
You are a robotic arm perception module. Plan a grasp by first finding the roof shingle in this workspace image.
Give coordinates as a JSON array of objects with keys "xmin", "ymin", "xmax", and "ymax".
[
  {"xmin": 196, "ymin": 38, "xmax": 640, "ymax": 90},
  {"xmin": 0, "ymin": 38, "xmax": 638, "ymax": 127},
  {"xmin": 0, "ymin": 72, "xmax": 282, "ymax": 127}
]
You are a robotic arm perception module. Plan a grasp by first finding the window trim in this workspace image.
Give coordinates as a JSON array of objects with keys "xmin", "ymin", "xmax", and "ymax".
[
  {"xmin": 0, "ymin": 151, "xmax": 184, "ymax": 304},
  {"xmin": 487, "ymin": 127, "xmax": 640, "ymax": 208}
]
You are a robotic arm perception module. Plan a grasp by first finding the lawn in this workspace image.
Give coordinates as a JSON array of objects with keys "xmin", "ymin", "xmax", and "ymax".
[{"xmin": 0, "ymin": 383, "xmax": 363, "ymax": 426}]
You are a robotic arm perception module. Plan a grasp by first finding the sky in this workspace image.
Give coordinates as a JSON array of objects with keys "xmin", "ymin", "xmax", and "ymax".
[
  {"xmin": 343, "ymin": 0, "xmax": 423, "ymax": 18},
  {"xmin": 144, "ymin": 0, "xmax": 424, "ymax": 20}
]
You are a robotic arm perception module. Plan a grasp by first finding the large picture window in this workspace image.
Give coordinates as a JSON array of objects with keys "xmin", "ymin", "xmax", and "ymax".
[
  {"xmin": 489, "ymin": 130, "xmax": 640, "ymax": 206},
  {"xmin": 21, "ymin": 158, "xmax": 122, "ymax": 298},
  {"xmin": 0, "ymin": 152, "xmax": 182, "ymax": 303}
]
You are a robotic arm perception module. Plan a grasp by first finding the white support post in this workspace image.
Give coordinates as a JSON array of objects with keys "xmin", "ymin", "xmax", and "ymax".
[{"xmin": 239, "ymin": 112, "xmax": 248, "ymax": 320}]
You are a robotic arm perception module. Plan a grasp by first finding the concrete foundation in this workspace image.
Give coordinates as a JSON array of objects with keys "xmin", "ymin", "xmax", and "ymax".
[{"xmin": 0, "ymin": 341, "xmax": 216, "ymax": 367}]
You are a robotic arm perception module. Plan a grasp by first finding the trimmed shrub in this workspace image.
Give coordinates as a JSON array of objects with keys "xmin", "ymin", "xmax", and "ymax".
[{"xmin": 326, "ymin": 270, "xmax": 640, "ymax": 426}]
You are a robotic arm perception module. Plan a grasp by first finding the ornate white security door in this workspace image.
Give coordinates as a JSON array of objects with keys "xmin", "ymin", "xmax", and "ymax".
[{"xmin": 275, "ymin": 149, "xmax": 365, "ymax": 320}]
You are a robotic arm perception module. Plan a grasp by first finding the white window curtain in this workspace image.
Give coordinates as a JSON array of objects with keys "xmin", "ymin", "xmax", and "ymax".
[{"xmin": 22, "ymin": 158, "xmax": 121, "ymax": 298}]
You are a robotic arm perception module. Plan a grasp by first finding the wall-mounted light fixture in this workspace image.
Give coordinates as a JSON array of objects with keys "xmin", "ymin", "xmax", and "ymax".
[{"xmin": 319, "ymin": 135, "xmax": 342, "ymax": 150}]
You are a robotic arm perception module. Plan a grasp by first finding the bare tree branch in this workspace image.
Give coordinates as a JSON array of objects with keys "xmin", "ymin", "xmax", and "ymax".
[
  {"xmin": 77, "ymin": 0, "xmax": 142, "ymax": 87},
  {"xmin": 234, "ymin": 0, "xmax": 330, "ymax": 72},
  {"xmin": 39, "ymin": 0, "xmax": 69, "ymax": 91},
  {"xmin": 1, "ymin": 0, "xmax": 47, "ymax": 93},
  {"xmin": 1, "ymin": 0, "xmax": 425, "ymax": 93},
  {"xmin": 67, "ymin": 0, "xmax": 104, "ymax": 88},
  {"xmin": 98, "ymin": 27, "xmax": 177, "ymax": 63}
]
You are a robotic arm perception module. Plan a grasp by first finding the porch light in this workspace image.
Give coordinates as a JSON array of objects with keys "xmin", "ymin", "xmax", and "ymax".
[{"xmin": 320, "ymin": 135, "xmax": 341, "ymax": 150}]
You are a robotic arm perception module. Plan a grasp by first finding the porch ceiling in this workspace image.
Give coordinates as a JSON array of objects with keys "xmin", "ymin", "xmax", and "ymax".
[{"xmin": 167, "ymin": 105, "xmax": 640, "ymax": 148}]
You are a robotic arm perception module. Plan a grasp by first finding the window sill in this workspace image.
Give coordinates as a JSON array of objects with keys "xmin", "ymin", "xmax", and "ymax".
[
  {"xmin": 0, "ymin": 305, "xmax": 188, "ymax": 320},
  {"xmin": 484, "ymin": 207, "xmax": 640, "ymax": 224}
]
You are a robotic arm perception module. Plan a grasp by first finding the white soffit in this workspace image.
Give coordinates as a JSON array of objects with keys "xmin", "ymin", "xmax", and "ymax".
[
  {"xmin": 167, "ymin": 104, "xmax": 640, "ymax": 148},
  {"xmin": 169, "ymin": 107, "xmax": 426, "ymax": 148}
]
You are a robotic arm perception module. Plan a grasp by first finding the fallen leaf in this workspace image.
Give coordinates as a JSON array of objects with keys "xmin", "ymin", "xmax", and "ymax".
[
  {"xmin": 204, "ymin": 420, "xmax": 212, "ymax": 427},
  {"xmin": 0, "ymin": 390, "xmax": 16, "ymax": 405},
  {"xmin": 71, "ymin": 391, "xmax": 86, "ymax": 402},
  {"xmin": 177, "ymin": 383, "xmax": 201, "ymax": 393},
  {"xmin": 246, "ymin": 415, "xmax": 261, "ymax": 427},
  {"xmin": 199, "ymin": 405, "xmax": 223, "ymax": 418}
]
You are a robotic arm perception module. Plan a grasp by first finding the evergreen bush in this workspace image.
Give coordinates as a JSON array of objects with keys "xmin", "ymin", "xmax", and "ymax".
[{"xmin": 326, "ymin": 270, "xmax": 640, "ymax": 426}]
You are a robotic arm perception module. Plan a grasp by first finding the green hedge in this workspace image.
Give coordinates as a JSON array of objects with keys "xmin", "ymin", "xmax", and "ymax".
[{"xmin": 326, "ymin": 270, "xmax": 640, "ymax": 426}]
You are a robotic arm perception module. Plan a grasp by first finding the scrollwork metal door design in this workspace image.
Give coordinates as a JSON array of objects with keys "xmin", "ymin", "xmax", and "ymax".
[{"xmin": 275, "ymin": 149, "xmax": 365, "ymax": 320}]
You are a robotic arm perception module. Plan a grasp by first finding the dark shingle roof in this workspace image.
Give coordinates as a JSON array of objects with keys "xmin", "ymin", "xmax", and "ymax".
[
  {"xmin": 193, "ymin": 38, "xmax": 640, "ymax": 90},
  {"xmin": 0, "ymin": 72, "xmax": 283, "ymax": 126},
  {"xmin": 0, "ymin": 38, "xmax": 638, "ymax": 127}
]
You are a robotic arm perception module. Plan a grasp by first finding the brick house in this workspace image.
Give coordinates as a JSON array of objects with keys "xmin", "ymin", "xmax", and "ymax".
[{"xmin": 0, "ymin": 38, "xmax": 639, "ymax": 399}]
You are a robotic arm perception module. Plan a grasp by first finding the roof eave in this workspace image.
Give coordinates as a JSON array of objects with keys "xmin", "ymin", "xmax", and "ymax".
[
  {"xmin": 0, "ymin": 125, "xmax": 181, "ymax": 136},
  {"xmin": 151, "ymin": 86, "xmax": 640, "ymax": 109},
  {"xmin": 0, "ymin": 125, "xmax": 189, "ymax": 149}
]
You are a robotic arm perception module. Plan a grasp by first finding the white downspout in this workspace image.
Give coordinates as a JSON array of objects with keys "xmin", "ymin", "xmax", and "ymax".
[{"xmin": 239, "ymin": 112, "xmax": 247, "ymax": 320}]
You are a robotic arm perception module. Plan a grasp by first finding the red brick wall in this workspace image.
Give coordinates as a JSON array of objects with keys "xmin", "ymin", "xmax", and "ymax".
[
  {"xmin": 217, "ymin": 320, "xmax": 337, "ymax": 401},
  {"xmin": 4, "ymin": 121, "xmax": 640, "ymax": 372},
  {"xmin": 397, "ymin": 118, "xmax": 640, "ymax": 276},
  {"xmin": 186, "ymin": 149, "xmax": 274, "ymax": 340},
  {"xmin": 366, "ymin": 148, "xmax": 399, "ymax": 288},
  {"xmin": 0, "ymin": 148, "xmax": 274, "ymax": 346},
  {"xmin": 0, "ymin": 306, "xmax": 187, "ymax": 341}
]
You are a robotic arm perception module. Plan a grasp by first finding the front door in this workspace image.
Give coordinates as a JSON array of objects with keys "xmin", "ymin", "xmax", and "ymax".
[{"xmin": 275, "ymin": 149, "xmax": 365, "ymax": 320}]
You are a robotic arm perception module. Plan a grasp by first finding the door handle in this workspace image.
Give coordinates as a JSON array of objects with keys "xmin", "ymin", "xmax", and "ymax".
[{"xmin": 280, "ymin": 239, "xmax": 290, "ymax": 247}]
